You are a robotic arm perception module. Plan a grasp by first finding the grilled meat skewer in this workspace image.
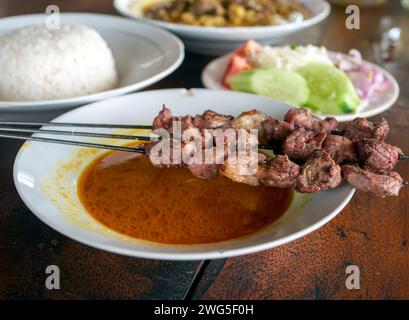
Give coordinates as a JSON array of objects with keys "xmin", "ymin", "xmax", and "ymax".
[
  {"xmin": 283, "ymin": 128, "xmax": 327, "ymax": 162},
  {"xmin": 344, "ymin": 117, "xmax": 389, "ymax": 142},
  {"xmin": 342, "ymin": 165, "xmax": 404, "ymax": 197},
  {"xmin": 147, "ymin": 106, "xmax": 406, "ymax": 196},
  {"xmin": 256, "ymin": 155, "xmax": 300, "ymax": 188},
  {"xmin": 296, "ymin": 151, "xmax": 342, "ymax": 193},
  {"xmin": 322, "ymin": 135, "xmax": 357, "ymax": 164},
  {"xmin": 355, "ymin": 138, "xmax": 402, "ymax": 174},
  {"xmin": 284, "ymin": 108, "xmax": 338, "ymax": 133}
]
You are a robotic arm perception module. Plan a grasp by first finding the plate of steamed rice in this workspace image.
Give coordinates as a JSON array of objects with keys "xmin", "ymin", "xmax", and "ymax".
[{"xmin": 0, "ymin": 13, "xmax": 184, "ymax": 111}]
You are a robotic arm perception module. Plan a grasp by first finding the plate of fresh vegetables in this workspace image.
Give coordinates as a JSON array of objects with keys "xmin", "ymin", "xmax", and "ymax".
[{"xmin": 202, "ymin": 41, "xmax": 399, "ymax": 121}]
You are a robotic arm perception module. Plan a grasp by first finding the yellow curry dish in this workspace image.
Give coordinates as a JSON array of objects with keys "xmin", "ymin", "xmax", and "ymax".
[{"xmin": 138, "ymin": 0, "xmax": 309, "ymax": 27}]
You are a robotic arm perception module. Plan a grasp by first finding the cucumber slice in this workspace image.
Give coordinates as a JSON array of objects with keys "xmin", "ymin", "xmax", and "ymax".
[
  {"xmin": 226, "ymin": 68, "xmax": 310, "ymax": 106},
  {"xmin": 296, "ymin": 63, "xmax": 361, "ymax": 115}
]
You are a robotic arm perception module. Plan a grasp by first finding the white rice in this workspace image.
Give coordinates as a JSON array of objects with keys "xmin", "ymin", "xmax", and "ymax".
[{"xmin": 0, "ymin": 24, "xmax": 118, "ymax": 101}]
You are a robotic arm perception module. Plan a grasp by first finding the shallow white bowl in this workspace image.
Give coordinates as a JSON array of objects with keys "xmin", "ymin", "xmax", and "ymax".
[
  {"xmin": 114, "ymin": 0, "xmax": 331, "ymax": 55},
  {"xmin": 202, "ymin": 53, "xmax": 400, "ymax": 122},
  {"xmin": 0, "ymin": 13, "xmax": 184, "ymax": 111},
  {"xmin": 14, "ymin": 89, "xmax": 354, "ymax": 260}
]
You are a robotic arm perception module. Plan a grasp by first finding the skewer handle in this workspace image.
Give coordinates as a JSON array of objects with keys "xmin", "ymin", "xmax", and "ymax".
[{"xmin": 399, "ymin": 154, "xmax": 409, "ymax": 160}]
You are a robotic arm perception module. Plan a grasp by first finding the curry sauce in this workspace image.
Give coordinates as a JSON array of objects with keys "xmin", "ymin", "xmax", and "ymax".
[{"xmin": 78, "ymin": 148, "xmax": 293, "ymax": 245}]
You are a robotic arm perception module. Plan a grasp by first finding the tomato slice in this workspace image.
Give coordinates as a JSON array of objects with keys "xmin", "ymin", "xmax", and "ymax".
[
  {"xmin": 222, "ymin": 56, "xmax": 252, "ymax": 88},
  {"xmin": 235, "ymin": 40, "xmax": 263, "ymax": 58},
  {"xmin": 222, "ymin": 40, "xmax": 262, "ymax": 88}
]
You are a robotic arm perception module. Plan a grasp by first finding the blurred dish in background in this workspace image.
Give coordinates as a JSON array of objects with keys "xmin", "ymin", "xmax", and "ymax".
[
  {"xmin": 141, "ymin": 0, "xmax": 309, "ymax": 27},
  {"xmin": 0, "ymin": 13, "xmax": 184, "ymax": 112},
  {"xmin": 114, "ymin": 0, "xmax": 330, "ymax": 55},
  {"xmin": 0, "ymin": 24, "xmax": 118, "ymax": 102}
]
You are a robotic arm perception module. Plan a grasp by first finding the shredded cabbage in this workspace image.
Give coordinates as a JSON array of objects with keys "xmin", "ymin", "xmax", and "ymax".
[{"xmin": 251, "ymin": 45, "xmax": 333, "ymax": 70}]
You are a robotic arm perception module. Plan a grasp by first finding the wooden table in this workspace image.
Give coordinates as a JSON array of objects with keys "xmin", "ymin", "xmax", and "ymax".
[{"xmin": 0, "ymin": 0, "xmax": 408, "ymax": 300}]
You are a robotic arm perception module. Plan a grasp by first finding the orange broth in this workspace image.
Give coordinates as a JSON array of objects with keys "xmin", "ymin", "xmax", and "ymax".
[{"xmin": 78, "ymin": 147, "xmax": 293, "ymax": 244}]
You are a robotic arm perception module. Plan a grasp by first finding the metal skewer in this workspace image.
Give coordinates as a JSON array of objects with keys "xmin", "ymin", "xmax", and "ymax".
[
  {"xmin": 0, "ymin": 120, "xmax": 152, "ymax": 130},
  {"xmin": 2, "ymin": 122, "xmax": 405, "ymax": 159},
  {"xmin": 0, "ymin": 132, "xmax": 146, "ymax": 153},
  {"xmin": 0, "ymin": 122, "xmax": 274, "ymax": 151},
  {"xmin": 0, "ymin": 127, "xmax": 152, "ymax": 141},
  {"xmin": 399, "ymin": 154, "xmax": 409, "ymax": 161}
]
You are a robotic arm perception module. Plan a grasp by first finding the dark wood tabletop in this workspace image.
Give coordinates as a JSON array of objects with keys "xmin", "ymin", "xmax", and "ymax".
[{"xmin": 0, "ymin": 0, "xmax": 408, "ymax": 300}]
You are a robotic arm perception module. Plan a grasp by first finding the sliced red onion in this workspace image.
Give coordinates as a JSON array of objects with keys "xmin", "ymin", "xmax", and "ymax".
[{"xmin": 334, "ymin": 49, "xmax": 390, "ymax": 100}]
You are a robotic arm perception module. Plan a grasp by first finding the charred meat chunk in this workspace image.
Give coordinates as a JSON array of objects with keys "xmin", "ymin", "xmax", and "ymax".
[
  {"xmin": 284, "ymin": 108, "xmax": 338, "ymax": 133},
  {"xmin": 283, "ymin": 128, "xmax": 327, "ymax": 162},
  {"xmin": 261, "ymin": 117, "xmax": 293, "ymax": 142},
  {"xmin": 187, "ymin": 146, "xmax": 228, "ymax": 176},
  {"xmin": 152, "ymin": 105, "xmax": 173, "ymax": 130},
  {"xmin": 154, "ymin": 107, "xmax": 234, "ymax": 131},
  {"xmin": 202, "ymin": 109, "xmax": 234, "ymax": 128},
  {"xmin": 256, "ymin": 155, "xmax": 300, "ymax": 188},
  {"xmin": 144, "ymin": 139, "xmax": 185, "ymax": 168},
  {"xmin": 284, "ymin": 108, "xmax": 318, "ymax": 129},
  {"xmin": 220, "ymin": 163, "xmax": 260, "ymax": 186},
  {"xmin": 322, "ymin": 135, "xmax": 357, "ymax": 164},
  {"xmin": 232, "ymin": 109, "xmax": 268, "ymax": 131},
  {"xmin": 344, "ymin": 117, "xmax": 389, "ymax": 142},
  {"xmin": 296, "ymin": 151, "xmax": 342, "ymax": 193},
  {"xmin": 320, "ymin": 117, "xmax": 339, "ymax": 133},
  {"xmin": 342, "ymin": 165, "xmax": 404, "ymax": 197},
  {"xmin": 152, "ymin": 106, "xmax": 195, "ymax": 132},
  {"xmin": 355, "ymin": 139, "xmax": 402, "ymax": 173},
  {"xmin": 193, "ymin": 110, "xmax": 234, "ymax": 129},
  {"xmin": 220, "ymin": 153, "xmax": 266, "ymax": 186}
]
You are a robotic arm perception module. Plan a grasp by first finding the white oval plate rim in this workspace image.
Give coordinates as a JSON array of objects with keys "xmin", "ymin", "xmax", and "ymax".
[
  {"xmin": 0, "ymin": 13, "xmax": 185, "ymax": 111},
  {"xmin": 13, "ymin": 88, "xmax": 355, "ymax": 260}
]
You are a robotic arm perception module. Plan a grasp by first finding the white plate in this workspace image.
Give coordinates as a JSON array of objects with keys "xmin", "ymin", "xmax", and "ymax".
[
  {"xmin": 13, "ymin": 89, "xmax": 354, "ymax": 260},
  {"xmin": 114, "ymin": 0, "xmax": 331, "ymax": 55},
  {"xmin": 0, "ymin": 13, "xmax": 184, "ymax": 111},
  {"xmin": 202, "ymin": 53, "xmax": 400, "ymax": 122}
]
